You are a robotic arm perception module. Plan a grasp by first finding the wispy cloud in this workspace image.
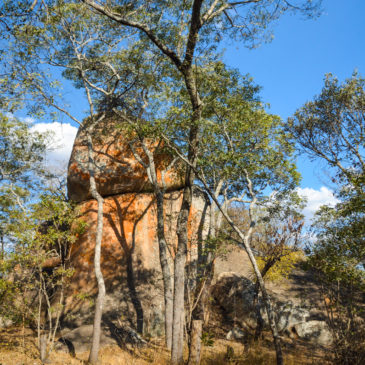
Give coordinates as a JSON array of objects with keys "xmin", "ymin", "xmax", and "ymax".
[
  {"xmin": 31, "ymin": 122, "xmax": 78, "ymax": 172},
  {"xmin": 297, "ymin": 186, "xmax": 339, "ymax": 223}
]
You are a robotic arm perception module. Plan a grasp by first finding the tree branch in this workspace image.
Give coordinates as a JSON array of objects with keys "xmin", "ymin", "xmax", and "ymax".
[{"xmin": 82, "ymin": 0, "xmax": 182, "ymax": 70}]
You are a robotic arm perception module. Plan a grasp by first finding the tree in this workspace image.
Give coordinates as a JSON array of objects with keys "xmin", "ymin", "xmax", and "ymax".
[
  {"xmin": 162, "ymin": 61, "xmax": 300, "ymax": 364},
  {"xmin": 0, "ymin": 113, "xmax": 50, "ymax": 256},
  {"xmin": 288, "ymin": 73, "xmax": 365, "ymax": 364},
  {"xmin": 0, "ymin": 1, "xmax": 322, "ymax": 363},
  {"xmin": 0, "ymin": 3, "xmax": 134, "ymax": 362},
  {"xmin": 0, "ymin": 112, "xmax": 82, "ymax": 362},
  {"xmin": 82, "ymin": 3, "xmax": 321, "ymax": 363},
  {"xmin": 287, "ymin": 73, "xmax": 364, "ymax": 274},
  {"xmin": 0, "ymin": 188, "xmax": 82, "ymax": 362},
  {"xmin": 249, "ymin": 194, "xmax": 305, "ymax": 339}
]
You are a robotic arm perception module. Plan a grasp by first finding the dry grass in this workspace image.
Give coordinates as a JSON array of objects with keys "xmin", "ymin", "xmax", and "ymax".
[{"xmin": 0, "ymin": 327, "xmax": 329, "ymax": 365}]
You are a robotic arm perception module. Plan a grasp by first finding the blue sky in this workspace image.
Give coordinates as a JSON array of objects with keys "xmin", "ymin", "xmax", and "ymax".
[
  {"xmin": 224, "ymin": 0, "xmax": 365, "ymax": 190},
  {"xmin": 33, "ymin": 0, "xmax": 362, "ymax": 221}
]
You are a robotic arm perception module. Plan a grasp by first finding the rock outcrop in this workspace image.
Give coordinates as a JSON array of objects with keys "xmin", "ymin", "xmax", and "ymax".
[
  {"xmin": 65, "ymin": 116, "xmax": 333, "ymax": 346},
  {"xmin": 67, "ymin": 117, "xmax": 184, "ymax": 202},
  {"xmin": 212, "ymin": 272, "xmax": 333, "ymax": 346},
  {"xmin": 65, "ymin": 117, "xmax": 208, "ymax": 335}
]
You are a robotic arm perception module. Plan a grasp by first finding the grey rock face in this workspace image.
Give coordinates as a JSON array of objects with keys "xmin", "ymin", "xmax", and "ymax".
[
  {"xmin": 55, "ymin": 323, "xmax": 147, "ymax": 355},
  {"xmin": 294, "ymin": 320, "xmax": 333, "ymax": 346},
  {"xmin": 226, "ymin": 328, "xmax": 245, "ymax": 341},
  {"xmin": 276, "ymin": 302, "xmax": 311, "ymax": 332},
  {"xmin": 212, "ymin": 272, "xmax": 332, "ymax": 346},
  {"xmin": 55, "ymin": 325, "xmax": 116, "ymax": 354},
  {"xmin": 0, "ymin": 316, "xmax": 13, "ymax": 328}
]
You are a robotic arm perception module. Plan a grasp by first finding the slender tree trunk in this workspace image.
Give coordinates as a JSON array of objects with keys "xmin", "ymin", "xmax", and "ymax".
[
  {"xmin": 87, "ymin": 134, "xmax": 106, "ymax": 365},
  {"xmin": 187, "ymin": 290, "xmax": 207, "ymax": 364},
  {"xmin": 253, "ymin": 283, "xmax": 264, "ymax": 340},
  {"xmin": 199, "ymin": 181, "xmax": 284, "ymax": 365},
  {"xmin": 171, "ymin": 123, "xmax": 200, "ymax": 364},
  {"xmin": 156, "ymin": 190, "xmax": 174, "ymax": 350},
  {"xmin": 171, "ymin": 185, "xmax": 191, "ymax": 364},
  {"xmin": 40, "ymin": 333, "xmax": 48, "ymax": 363},
  {"xmin": 171, "ymin": 60, "xmax": 202, "ymax": 363},
  {"xmin": 188, "ymin": 256, "xmax": 214, "ymax": 364},
  {"xmin": 187, "ymin": 319, "xmax": 202, "ymax": 365},
  {"xmin": 0, "ymin": 233, "xmax": 4, "ymax": 259},
  {"xmin": 130, "ymin": 137, "xmax": 174, "ymax": 349},
  {"xmin": 238, "ymin": 238, "xmax": 283, "ymax": 365}
]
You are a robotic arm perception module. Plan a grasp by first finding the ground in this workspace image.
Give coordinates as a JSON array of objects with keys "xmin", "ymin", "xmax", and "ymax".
[{"xmin": 0, "ymin": 327, "xmax": 330, "ymax": 365}]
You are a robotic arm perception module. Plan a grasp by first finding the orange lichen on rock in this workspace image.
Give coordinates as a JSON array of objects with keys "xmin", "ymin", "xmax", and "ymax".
[
  {"xmin": 65, "ymin": 190, "xmax": 208, "ymax": 327},
  {"xmin": 65, "ymin": 116, "xmax": 208, "ymax": 331},
  {"xmin": 67, "ymin": 116, "xmax": 184, "ymax": 203}
]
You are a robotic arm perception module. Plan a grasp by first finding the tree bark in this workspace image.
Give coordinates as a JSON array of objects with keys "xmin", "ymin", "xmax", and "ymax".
[
  {"xmin": 171, "ymin": 184, "xmax": 192, "ymax": 365},
  {"xmin": 171, "ymin": 126, "xmax": 199, "ymax": 365},
  {"xmin": 187, "ymin": 319, "xmax": 202, "ymax": 365},
  {"xmin": 156, "ymin": 190, "xmax": 174, "ymax": 350},
  {"xmin": 87, "ymin": 134, "xmax": 106, "ymax": 365},
  {"xmin": 40, "ymin": 333, "xmax": 48, "ymax": 363},
  {"xmin": 171, "ymin": 62, "xmax": 202, "ymax": 363}
]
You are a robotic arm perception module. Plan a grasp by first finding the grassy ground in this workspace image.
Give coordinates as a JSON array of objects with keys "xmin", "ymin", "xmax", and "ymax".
[{"xmin": 0, "ymin": 327, "xmax": 329, "ymax": 365}]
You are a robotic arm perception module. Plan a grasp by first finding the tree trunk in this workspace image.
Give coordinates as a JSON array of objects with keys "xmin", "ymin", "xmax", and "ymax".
[
  {"xmin": 188, "ymin": 258, "xmax": 214, "ymax": 364},
  {"xmin": 40, "ymin": 333, "xmax": 48, "ymax": 363},
  {"xmin": 187, "ymin": 319, "xmax": 202, "ymax": 365},
  {"xmin": 171, "ymin": 185, "xmax": 191, "ymax": 364},
  {"xmin": 156, "ymin": 190, "xmax": 174, "ymax": 350},
  {"xmin": 87, "ymin": 133, "xmax": 106, "ymax": 365},
  {"xmin": 171, "ymin": 63, "xmax": 202, "ymax": 363},
  {"xmin": 243, "ymin": 245, "xmax": 283, "ymax": 365},
  {"xmin": 171, "ymin": 119, "xmax": 200, "ymax": 364},
  {"xmin": 253, "ymin": 283, "xmax": 264, "ymax": 340}
]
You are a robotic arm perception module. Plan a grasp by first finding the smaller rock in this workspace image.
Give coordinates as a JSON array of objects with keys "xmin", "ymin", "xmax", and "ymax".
[
  {"xmin": 0, "ymin": 316, "xmax": 13, "ymax": 328},
  {"xmin": 294, "ymin": 320, "xmax": 332, "ymax": 346},
  {"xmin": 55, "ymin": 324, "xmax": 116, "ymax": 354},
  {"xmin": 55, "ymin": 322, "xmax": 147, "ymax": 355},
  {"xmin": 276, "ymin": 302, "xmax": 310, "ymax": 333},
  {"xmin": 226, "ymin": 328, "xmax": 245, "ymax": 341}
]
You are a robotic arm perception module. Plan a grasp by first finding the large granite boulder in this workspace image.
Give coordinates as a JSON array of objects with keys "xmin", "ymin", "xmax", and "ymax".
[
  {"xmin": 65, "ymin": 116, "xmax": 207, "ymax": 335},
  {"xmin": 67, "ymin": 117, "xmax": 184, "ymax": 202}
]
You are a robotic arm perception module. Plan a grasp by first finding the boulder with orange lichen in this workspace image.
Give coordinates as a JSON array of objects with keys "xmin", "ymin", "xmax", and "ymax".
[
  {"xmin": 67, "ymin": 116, "xmax": 184, "ymax": 203},
  {"xmin": 64, "ymin": 189, "xmax": 209, "ymax": 334},
  {"xmin": 65, "ymin": 118, "xmax": 208, "ymax": 334}
]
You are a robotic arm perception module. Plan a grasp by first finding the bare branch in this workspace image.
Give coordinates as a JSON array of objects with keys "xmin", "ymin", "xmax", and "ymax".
[{"xmin": 82, "ymin": 0, "xmax": 182, "ymax": 70}]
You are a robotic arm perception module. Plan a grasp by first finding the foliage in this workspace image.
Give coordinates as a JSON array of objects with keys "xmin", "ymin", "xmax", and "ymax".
[
  {"xmin": 0, "ymin": 2, "xmax": 322, "ymax": 364},
  {"xmin": 0, "ymin": 112, "xmax": 83, "ymax": 360},
  {"xmin": 290, "ymin": 73, "xmax": 365, "ymax": 365},
  {"xmin": 0, "ymin": 113, "xmax": 52, "ymax": 255},
  {"xmin": 255, "ymin": 250, "xmax": 304, "ymax": 282},
  {"xmin": 0, "ymin": 188, "xmax": 83, "ymax": 359},
  {"xmin": 201, "ymin": 331, "xmax": 215, "ymax": 347},
  {"xmin": 288, "ymin": 73, "xmax": 364, "ymax": 189}
]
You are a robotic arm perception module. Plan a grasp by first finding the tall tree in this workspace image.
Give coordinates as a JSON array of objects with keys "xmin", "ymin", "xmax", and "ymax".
[
  {"xmin": 287, "ymin": 73, "xmax": 364, "ymax": 274},
  {"xmin": 0, "ymin": 113, "xmax": 50, "ymax": 255},
  {"xmin": 82, "ymin": 2, "xmax": 321, "ymax": 363},
  {"xmin": 161, "ymin": 62, "xmax": 300, "ymax": 364},
  {"xmin": 0, "ymin": 3, "xmax": 138, "ymax": 363},
  {"xmin": 288, "ymin": 73, "xmax": 365, "ymax": 363},
  {"xmin": 0, "ymin": 1, "xmax": 322, "ymax": 363}
]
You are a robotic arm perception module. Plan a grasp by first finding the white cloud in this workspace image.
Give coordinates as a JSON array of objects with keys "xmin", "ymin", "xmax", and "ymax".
[
  {"xmin": 297, "ymin": 186, "xmax": 339, "ymax": 222},
  {"xmin": 31, "ymin": 122, "xmax": 78, "ymax": 171}
]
